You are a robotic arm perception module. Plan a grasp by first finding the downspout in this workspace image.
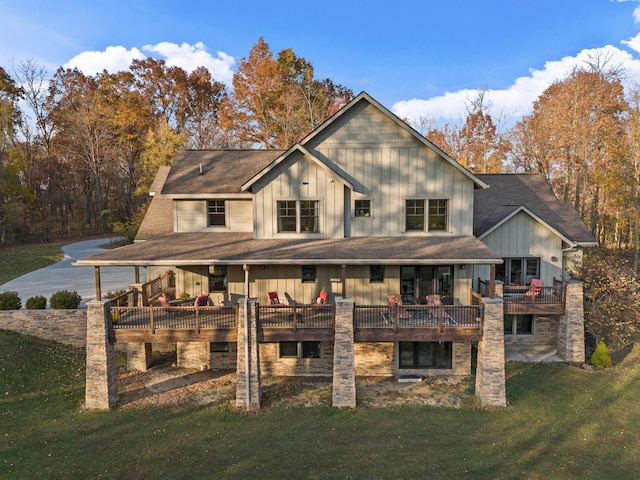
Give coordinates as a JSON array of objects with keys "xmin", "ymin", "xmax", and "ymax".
[{"xmin": 243, "ymin": 264, "xmax": 250, "ymax": 409}]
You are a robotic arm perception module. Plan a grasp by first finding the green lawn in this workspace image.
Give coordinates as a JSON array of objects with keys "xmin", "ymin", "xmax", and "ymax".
[
  {"xmin": 0, "ymin": 242, "xmax": 65, "ymax": 285},
  {"xmin": 1, "ymin": 331, "xmax": 639, "ymax": 479}
]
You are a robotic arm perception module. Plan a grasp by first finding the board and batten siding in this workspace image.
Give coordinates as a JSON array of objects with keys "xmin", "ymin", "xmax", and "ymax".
[
  {"xmin": 174, "ymin": 199, "xmax": 253, "ymax": 232},
  {"xmin": 307, "ymin": 102, "xmax": 475, "ymax": 236},
  {"xmin": 475, "ymin": 212, "xmax": 563, "ymax": 284},
  {"xmin": 252, "ymin": 150, "xmax": 345, "ymax": 238}
]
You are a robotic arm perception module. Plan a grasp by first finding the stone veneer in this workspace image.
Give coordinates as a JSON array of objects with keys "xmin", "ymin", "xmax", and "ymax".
[
  {"xmin": 475, "ymin": 298, "xmax": 507, "ymax": 408},
  {"xmin": 558, "ymin": 281, "xmax": 586, "ymax": 363},
  {"xmin": 85, "ymin": 301, "xmax": 118, "ymax": 409},
  {"xmin": 259, "ymin": 343, "xmax": 333, "ymax": 376},
  {"xmin": 0, "ymin": 309, "xmax": 87, "ymax": 347},
  {"xmin": 332, "ymin": 297, "xmax": 356, "ymax": 408},
  {"xmin": 127, "ymin": 343, "xmax": 153, "ymax": 371},
  {"xmin": 235, "ymin": 298, "xmax": 261, "ymax": 410},
  {"xmin": 177, "ymin": 342, "xmax": 210, "ymax": 368}
]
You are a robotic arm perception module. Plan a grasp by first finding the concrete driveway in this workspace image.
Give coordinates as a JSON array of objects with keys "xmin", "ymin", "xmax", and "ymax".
[{"xmin": 0, "ymin": 238, "xmax": 141, "ymax": 308}]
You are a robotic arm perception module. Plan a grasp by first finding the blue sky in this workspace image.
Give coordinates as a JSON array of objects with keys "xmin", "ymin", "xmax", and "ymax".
[{"xmin": 3, "ymin": 0, "xmax": 640, "ymax": 125}]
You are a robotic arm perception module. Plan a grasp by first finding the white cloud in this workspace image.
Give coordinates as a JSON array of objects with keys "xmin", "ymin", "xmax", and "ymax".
[
  {"xmin": 63, "ymin": 42, "xmax": 235, "ymax": 85},
  {"xmin": 142, "ymin": 42, "xmax": 235, "ymax": 85},
  {"xmin": 64, "ymin": 46, "xmax": 146, "ymax": 76},
  {"xmin": 393, "ymin": 44, "xmax": 640, "ymax": 127}
]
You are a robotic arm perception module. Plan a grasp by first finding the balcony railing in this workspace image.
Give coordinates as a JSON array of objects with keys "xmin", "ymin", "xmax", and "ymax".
[
  {"xmin": 354, "ymin": 304, "xmax": 483, "ymax": 329},
  {"xmin": 256, "ymin": 304, "xmax": 335, "ymax": 328},
  {"xmin": 111, "ymin": 305, "xmax": 238, "ymax": 330}
]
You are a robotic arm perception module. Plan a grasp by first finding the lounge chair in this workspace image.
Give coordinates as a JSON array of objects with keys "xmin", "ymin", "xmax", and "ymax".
[
  {"xmin": 525, "ymin": 279, "xmax": 543, "ymax": 301},
  {"xmin": 388, "ymin": 294, "xmax": 413, "ymax": 322},
  {"xmin": 426, "ymin": 294, "xmax": 457, "ymax": 326},
  {"xmin": 313, "ymin": 290, "xmax": 329, "ymax": 305},
  {"xmin": 268, "ymin": 291, "xmax": 285, "ymax": 306},
  {"xmin": 194, "ymin": 291, "xmax": 211, "ymax": 307}
]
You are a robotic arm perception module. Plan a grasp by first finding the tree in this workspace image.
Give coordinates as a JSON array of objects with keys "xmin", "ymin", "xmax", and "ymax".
[{"xmin": 221, "ymin": 37, "xmax": 352, "ymax": 148}]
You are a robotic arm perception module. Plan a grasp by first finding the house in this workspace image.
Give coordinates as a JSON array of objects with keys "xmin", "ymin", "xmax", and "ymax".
[{"xmin": 77, "ymin": 92, "xmax": 594, "ymax": 410}]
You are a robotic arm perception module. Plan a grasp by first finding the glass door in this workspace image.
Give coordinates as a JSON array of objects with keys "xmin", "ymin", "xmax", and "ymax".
[{"xmin": 401, "ymin": 266, "xmax": 454, "ymax": 304}]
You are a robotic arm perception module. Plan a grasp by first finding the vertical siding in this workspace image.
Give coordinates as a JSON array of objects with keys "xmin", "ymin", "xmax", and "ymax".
[
  {"xmin": 228, "ymin": 199, "xmax": 253, "ymax": 232},
  {"xmin": 476, "ymin": 212, "xmax": 563, "ymax": 284}
]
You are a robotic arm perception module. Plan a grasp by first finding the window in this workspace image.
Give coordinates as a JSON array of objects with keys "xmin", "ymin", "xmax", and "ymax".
[
  {"xmin": 405, "ymin": 200, "xmax": 425, "ymax": 231},
  {"xmin": 428, "ymin": 199, "xmax": 448, "ymax": 231},
  {"xmin": 504, "ymin": 314, "xmax": 533, "ymax": 335},
  {"xmin": 496, "ymin": 258, "xmax": 540, "ymax": 286},
  {"xmin": 277, "ymin": 200, "xmax": 319, "ymax": 233},
  {"xmin": 370, "ymin": 265, "xmax": 385, "ymax": 283},
  {"xmin": 210, "ymin": 342, "xmax": 230, "ymax": 353},
  {"xmin": 209, "ymin": 265, "xmax": 227, "ymax": 292},
  {"xmin": 355, "ymin": 199, "xmax": 371, "ymax": 217},
  {"xmin": 399, "ymin": 342, "xmax": 452, "ymax": 369},
  {"xmin": 207, "ymin": 200, "xmax": 226, "ymax": 226},
  {"xmin": 302, "ymin": 265, "xmax": 317, "ymax": 283},
  {"xmin": 279, "ymin": 341, "xmax": 322, "ymax": 358}
]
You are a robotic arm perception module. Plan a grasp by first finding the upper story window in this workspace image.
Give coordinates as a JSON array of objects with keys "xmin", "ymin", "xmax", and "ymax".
[
  {"xmin": 428, "ymin": 199, "xmax": 448, "ymax": 231},
  {"xmin": 405, "ymin": 199, "xmax": 448, "ymax": 232},
  {"xmin": 207, "ymin": 200, "xmax": 226, "ymax": 226},
  {"xmin": 277, "ymin": 200, "xmax": 319, "ymax": 233},
  {"xmin": 355, "ymin": 199, "xmax": 371, "ymax": 217}
]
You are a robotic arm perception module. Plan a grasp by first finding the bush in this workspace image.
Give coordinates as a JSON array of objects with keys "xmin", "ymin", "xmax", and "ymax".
[
  {"xmin": 591, "ymin": 340, "xmax": 612, "ymax": 368},
  {"xmin": 0, "ymin": 291, "xmax": 21, "ymax": 310},
  {"xmin": 50, "ymin": 290, "xmax": 82, "ymax": 309},
  {"xmin": 25, "ymin": 295, "xmax": 47, "ymax": 310}
]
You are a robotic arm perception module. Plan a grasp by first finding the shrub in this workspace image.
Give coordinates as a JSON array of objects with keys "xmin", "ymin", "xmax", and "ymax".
[
  {"xmin": 591, "ymin": 340, "xmax": 612, "ymax": 368},
  {"xmin": 50, "ymin": 290, "xmax": 82, "ymax": 309},
  {"xmin": 25, "ymin": 295, "xmax": 47, "ymax": 310},
  {"xmin": 0, "ymin": 291, "xmax": 21, "ymax": 310}
]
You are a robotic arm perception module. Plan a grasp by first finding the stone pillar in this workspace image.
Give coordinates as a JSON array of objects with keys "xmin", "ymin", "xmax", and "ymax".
[
  {"xmin": 475, "ymin": 297, "xmax": 506, "ymax": 408},
  {"xmin": 177, "ymin": 342, "xmax": 210, "ymax": 368},
  {"xmin": 85, "ymin": 301, "xmax": 119, "ymax": 409},
  {"xmin": 558, "ymin": 281, "xmax": 586, "ymax": 363},
  {"xmin": 332, "ymin": 297, "xmax": 356, "ymax": 408},
  {"xmin": 236, "ymin": 298, "xmax": 261, "ymax": 411},
  {"xmin": 127, "ymin": 343, "xmax": 153, "ymax": 371}
]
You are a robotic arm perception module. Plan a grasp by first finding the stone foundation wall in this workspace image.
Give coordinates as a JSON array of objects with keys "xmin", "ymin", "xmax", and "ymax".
[
  {"xmin": 354, "ymin": 342, "xmax": 394, "ymax": 376},
  {"xmin": 210, "ymin": 342, "xmax": 238, "ymax": 370},
  {"xmin": 504, "ymin": 315, "xmax": 559, "ymax": 347},
  {"xmin": 177, "ymin": 342, "xmax": 210, "ymax": 368},
  {"xmin": 0, "ymin": 310, "xmax": 86, "ymax": 347},
  {"xmin": 259, "ymin": 342, "xmax": 334, "ymax": 376}
]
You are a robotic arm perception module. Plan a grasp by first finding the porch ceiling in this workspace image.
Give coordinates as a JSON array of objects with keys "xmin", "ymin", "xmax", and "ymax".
[{"xmin": 74, "ymin": 232, "xmax": 503, "ymax": 267}]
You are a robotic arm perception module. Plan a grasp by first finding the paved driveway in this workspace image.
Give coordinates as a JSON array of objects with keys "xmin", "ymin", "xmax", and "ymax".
[{"xmin": 1, "ymin": 238, "xmax": 140, "ymax": 308}]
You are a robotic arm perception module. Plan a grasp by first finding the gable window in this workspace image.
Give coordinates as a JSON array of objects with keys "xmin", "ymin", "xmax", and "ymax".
[
  {"xmin": 496, "ymin": 258, "xmax": 540, "ymax": 286},
  {"xmin": 207, "ymin": 200, "xmax": 226, "ymax": 226},
  {"xmin": 428, "ymin": 199, "xmax": 448, "ymax": 231},
  {"xmin": 209, "ymin": 265, "xmax": 227, "ymax": 292},
  {"xmin": 399, "ymin": 341, "xmax": 452, "ymax": 369},
  {"xmin": 504, "ymin": 314, "xmax": 533, "ymax": 335},
  {"xmin": 302, "ymin": 265, "xmax": 317, "ymax": 283},
  {"xmin": 279, "ymin": 341, "xmax": 322, "ymax": 358},
  {"xmin": 406, "ymin": 200, "xmax": 425, "ymax": 231},
  {"xmin": 277, "ymin": 200, "xmax": 319, "ymax": 233},
  {"xmin": 355, "ymin": 199, "xmax": 371, "ymax": 217},
  {"xmin": 370, "ymin": 265, "xmax": 385, "ymax": 283}
]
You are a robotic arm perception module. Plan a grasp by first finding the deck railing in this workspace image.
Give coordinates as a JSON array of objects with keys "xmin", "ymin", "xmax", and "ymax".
[
  {"xmin": 256, "ymin": 304, "xmax": 335, "ymax": 328},
  {"xmin": 354, "ymin": 304, "xmax": 483, "ymax": 329},
  {"xmin": 501, "ymin": 285, "xmax": 565, "ymax": 305},
  {"xmin": 110, "ymin": 305, "xmax": 237, "ymax": 330},
  {"xmin": 141, "ymin": 271, "xmax": 175, "ymax": 303}
]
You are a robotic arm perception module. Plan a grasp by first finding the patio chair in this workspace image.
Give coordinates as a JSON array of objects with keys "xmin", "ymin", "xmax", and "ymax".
[
  {"xmin": 525, "ymin": 279, "xmax": 543, "ymax": 301},
  {"xmin": 158, "ymin": 293, "xmax": 171, "ymax": 308},
  {"xmin": 313, "ymin": 290, "xmax": 329, "ymax": 305},
  {"xmin": 194, "ymin": 291, "xmax": 211, "ymax": 307},
  {"xmin": 388, "ymin": 294, "xmax": 413, "ymax": 322},
  {"xmin": 268, "ymin": 291, "xmax": 285, "ymax": 306},
  {"xmin": 426, "ymin": 294, "xmax": 457, "ymax": 326}
]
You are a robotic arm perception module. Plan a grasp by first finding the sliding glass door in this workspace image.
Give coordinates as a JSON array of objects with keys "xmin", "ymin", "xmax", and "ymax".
[{"xmin": 400, "ymin": 266, "xmax": 453, "ymax": 304}]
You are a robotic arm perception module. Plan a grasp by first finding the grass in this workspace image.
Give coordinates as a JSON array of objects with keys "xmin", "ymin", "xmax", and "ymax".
[
  {"xmin": 0, "ymin": 242, "xmax": 66, "ymax": 285},
  {"xmin": 1, "ymin": 331, "xmax": 640, "ymax": 479}
]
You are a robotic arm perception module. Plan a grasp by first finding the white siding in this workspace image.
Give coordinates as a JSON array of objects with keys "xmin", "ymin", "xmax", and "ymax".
[
  {"xmin": 175, "ymin": 199, "xmax": 253, "ymax": 233},
  {"xmin": 475, "ymin": 212, "xmax": 563, "ymax": 284}
]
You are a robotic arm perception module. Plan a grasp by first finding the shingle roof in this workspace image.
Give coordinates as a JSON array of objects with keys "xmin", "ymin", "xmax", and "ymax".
[
  {"xmin": 161, "ymin": 149, "xmax": 285, "ymax": 196},
  {"xmin": 76, "ymin": 232, "xmax": 502, "ymax": 266},
  {"xmin": 474, "ymin": 174, "xmax": 596, "ymax": 245},
  {"xmin": 135, "ymin": 166, "xmax": 174, "ymax": 241}
]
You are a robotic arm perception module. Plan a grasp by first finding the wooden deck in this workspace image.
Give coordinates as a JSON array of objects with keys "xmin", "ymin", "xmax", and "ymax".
[
  {"xmin": 109, "ymin": 303, "xmax": 484, "ymax": 343},
  {"xmin": 502, "ymin": 286, "xmax": 565, "ymax": 315}
]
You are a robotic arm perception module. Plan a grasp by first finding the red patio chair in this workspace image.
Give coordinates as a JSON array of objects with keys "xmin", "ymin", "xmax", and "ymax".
[
  {"xmin": 426, "ymin": 294, "xmax": 457, "ymax": 325},
  {"xmin": 313, "ymin": 290, "xmax": 329, "ymax": 305},
  {"xmin": 388, "ymin": 294, "xmax": 412, "ymax": 321},
  {"xmin": 525, "ymin": 279, "xmax": 543, "ymax": 300},
  {"xmin": 194, "ymin": 291, "xmax": 210, "ymax": 307},
  {"xmin": 268, "ymin": 291, "xmax": 285, "ymax": 306}
]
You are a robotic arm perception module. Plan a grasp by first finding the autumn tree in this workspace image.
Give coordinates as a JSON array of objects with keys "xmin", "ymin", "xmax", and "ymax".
[{"xmin": 221, "ymin": 37, "xmax": 352, "ymax": 148}]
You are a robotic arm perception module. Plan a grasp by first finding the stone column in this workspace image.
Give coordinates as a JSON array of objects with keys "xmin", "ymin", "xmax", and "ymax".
[
  {"xmin": 558, "ymin": 281, "xmax": 586, "ymax": 363},
  {"xmin": 235, "ymin": 298, "xmax": 261, "ymax": 411},
  {"xmin": 127, "ymin": 343, "xmax": 153, "ymax": 371},
  {"xmin": 475, "ymin": 297, "xmax": 506, "ymax": 408},
  {"xmin": 85, "ymin": 301, "xmax": 119, "ymax": 409},
  {"xmin": 332, "ymin": 297, "xmax": 356, "ymax": 408}
]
